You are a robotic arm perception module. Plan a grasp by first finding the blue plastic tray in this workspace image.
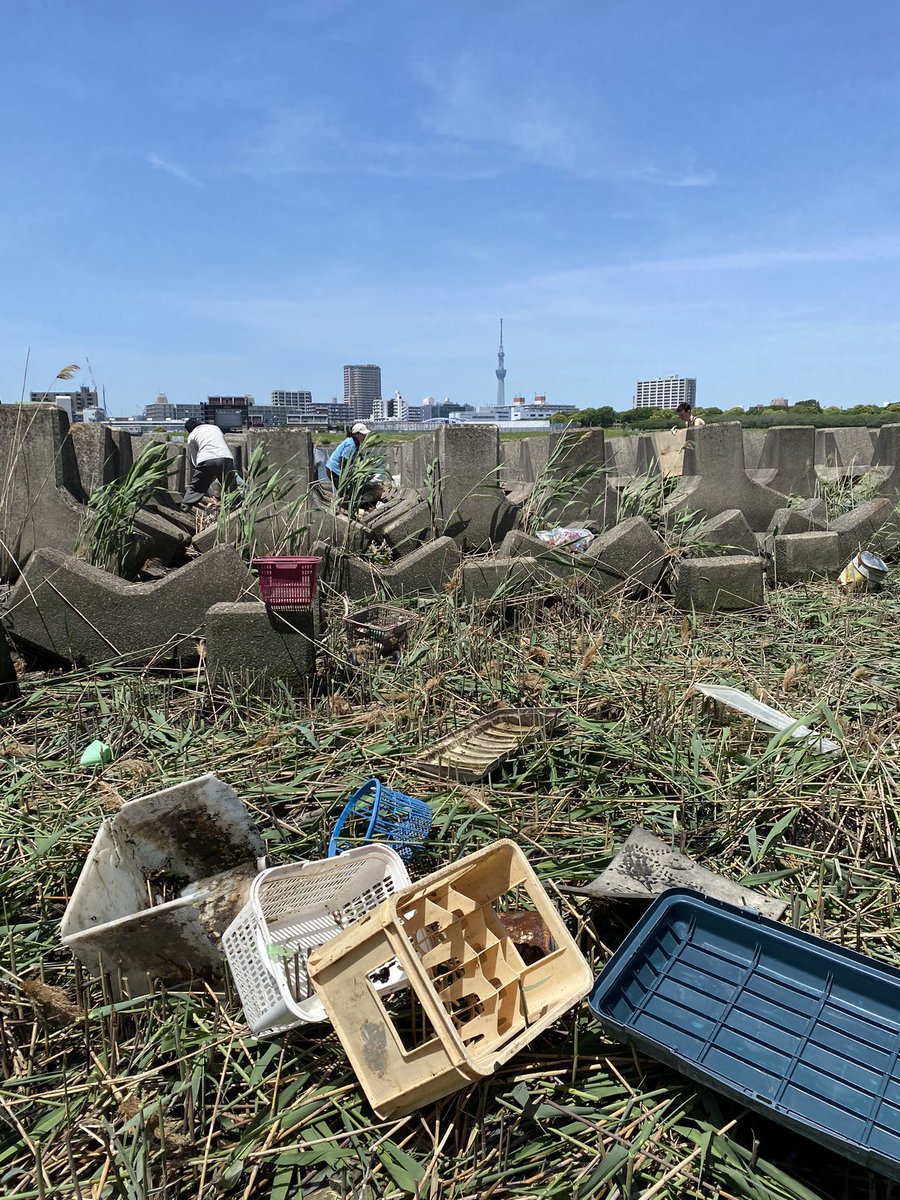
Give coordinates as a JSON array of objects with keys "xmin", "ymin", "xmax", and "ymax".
[{"xmin": 589, "ymin": 889, "xmax": 900, "ymax": 1181}]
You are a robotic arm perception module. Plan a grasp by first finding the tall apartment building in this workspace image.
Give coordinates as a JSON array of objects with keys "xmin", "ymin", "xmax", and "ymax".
[
  {"xmin": 144, "ymin": 397, "xmax": 203, "ymax": 422},
  {"xmin": 633, "ymin": 375, "xmax": 697, "ymax": 411},
  {"xmin": 343, "ymin": 364, "xmax": 381, "ymax": 421}
]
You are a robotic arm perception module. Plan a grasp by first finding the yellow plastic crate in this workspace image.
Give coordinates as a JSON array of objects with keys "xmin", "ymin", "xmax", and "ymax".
[{"xmin": 307, "ymin": 839, "xmax": 592, "ymax": 1117}]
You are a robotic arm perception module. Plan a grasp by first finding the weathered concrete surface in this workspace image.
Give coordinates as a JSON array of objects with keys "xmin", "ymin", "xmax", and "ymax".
[
  {"xmin": 386, "ymin": 536, "xmax": 459, "ymax": 597},
  {"xmin": 313, "ymin": 542, "xmax": 382, "ymax": 600},
  {"xmin": 635, "ymin": 429, "xmax": 687, "ymax": 479},
  {"xmin": 0, "ymin": 404, "xmax": 87, "ymax": 581},
  {"xmin": 498, "ymin": 529, "xmax": 551, "ymax": 558},
  {"xmin": 4, "ymin": 546, "xmax": 253, "ymax": 665},
  {"xmin": 205, "ymin": 601, "xmax": 316, "ymax": 683},
  {"xmin": 381, "ymin": 499, "xmax": 435, "ymax": 555},
  {"xmin": 742, "ymin": 429, "xmax": 767, "ymax": 472},
  {"xmin": 397, "ymin": 435, "xmax": 432, "ymax": 490},
  {"xmin": 134, "ymin": 435, "xmax": 185, "ymax": 492},
  {"xmin": 459, "ymin": 556, "xmax": 544, "ymax": 602},
  {"xmin": 695, "ymin": 509, "xmax": 758, "ymax": 555},
  {"xmin": 765, "ymin": 507, "xmax": 827, "ymax": 537},
  {"xmin": 110, "ymin": 428, "xmax": 135, "ymax": 476},
  {"xmin": 315, "ymin": 534, "xmax": 459, "ymax": 600},
  {"xmin": 245, "ymin": 428, "xmax": 315, "ymax": 499},
  {"xmin": 301, "ymin": 485, "xmax": 372, "ymax": 555},
  {"xmin": 432, "ymin": 426, "xmax": 516, "ymax": 550},
  {"xmin": 815, "ymin": 427, "xmax": 875, "ymax": 477},
  {"xmin": 829, "ymin": 497, "xmax": 896, "ymax": 560},
  {"xmin": 584, "ymin": 517, "xmax": 666, "ymax": 591},
  {"xmin": 605, "ymin": 434, "xmax": 639, "ymax": 480},
  {"xmin": 359, "ymin": 492, "xmax": 418, "ymax": 539},
  {"xmin": 863, "ymin": 425, "xmax": 900, "ymax": 493},
  {"xmin": 772, "ymin": 532, "xmax": 842, "ymax": 584},
  {"xmin": 540, "ymin": 428, "xmax": 618, "ymax": 528},
  {"xmin": 675, "ymin": 556, "xmax": 765, "ymax": 611},
  {"xmin": 132, "ymin": 508, "xmax": 192, "ymax": 566},
  {"xmin": 751, "ymin": 426, "xmax": 816, "ymax": 497},
  {"xmin": 662, "ymin": 423, "xmax": 787, "ymax": 531},
  {"xmin": 497, "ymin": 528, "xmax": 592, "ymax": 582},
  {"xmin": 69, "ymin": 423, "xmax": 120, "ymax": 494}
]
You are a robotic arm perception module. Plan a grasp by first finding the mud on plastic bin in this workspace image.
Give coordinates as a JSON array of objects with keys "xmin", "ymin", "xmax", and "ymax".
[{"xmin": 60, "ymin": 774, "xmax": 266, "ymax": 998}]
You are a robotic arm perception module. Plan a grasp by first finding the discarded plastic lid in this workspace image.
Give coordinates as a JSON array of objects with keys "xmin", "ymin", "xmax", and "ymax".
[
  {"xmin": 79, "ymin": 740, "xmax": 113, "ymax": 767},
  {"xmin": 693, "ymin": 683, "xmax": 840, "ymax": 754}
]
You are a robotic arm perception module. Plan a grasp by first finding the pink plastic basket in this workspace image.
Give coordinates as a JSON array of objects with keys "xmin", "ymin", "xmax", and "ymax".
[{"xmin": 252, "ymin": 556, "xmax": 320, "ymax": 608}]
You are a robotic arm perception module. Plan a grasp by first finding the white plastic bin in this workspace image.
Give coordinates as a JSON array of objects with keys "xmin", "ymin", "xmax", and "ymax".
[
  {"xmin": 222, "ymin": 845, "xmax": 410, "ymax": 1036},
  {"xmin": 60, "ymin": 774, "xmax": 266, "ymax": 998}
]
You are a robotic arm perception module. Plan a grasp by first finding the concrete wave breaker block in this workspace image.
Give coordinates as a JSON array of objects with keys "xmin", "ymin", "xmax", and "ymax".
[
  {"xmin": 584, "ymin": 517, "xmax": 666, "ymax": 591},
  {"xmin": 0, "ymin": 403, "xmax": 87, "ymax": 581},
  {"xmin": 772, "ymin": 532, "xmax": 841, "ymax": 584},
  {"xmin": 661, "ymin": 422, "xmax": 787, "ymax": 531},
  {"xmin": 750, "ymin": 426, "xmax": 816, "ymax": 497},
  {"xmin": 829, "ymin": 498, "xmax": 896, "ymax": 560},
  {"xmin": 4, "ymin": 545, "xmax": 253, "ymax": 665},
  {"xmin": 61, "ymin": 774, "xmax": 266, "ymax": 997},
  {"xmin": 205, "ymin": 601, "xmax": 317, "ymax": 683},
  {"xmin": 675, "ymin": 555, "xmax": 765, "ymax": 611},
  {"xmin": 695, "ymin": 509, "xmax": 758, "ymax": 555}
]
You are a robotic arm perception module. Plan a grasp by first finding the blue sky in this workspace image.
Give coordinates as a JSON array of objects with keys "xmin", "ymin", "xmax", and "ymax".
[{"xmin": 3, "ymin": 1, "xmax": 900, "ymax": 414}]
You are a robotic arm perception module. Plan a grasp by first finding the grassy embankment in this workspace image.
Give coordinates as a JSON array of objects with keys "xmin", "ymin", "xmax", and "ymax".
[{"xmin": 2, "ymin": 566, "xmax": 900, "ymax": 1199}]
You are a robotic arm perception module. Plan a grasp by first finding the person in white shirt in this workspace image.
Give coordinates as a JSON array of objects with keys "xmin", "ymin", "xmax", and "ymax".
[{"xmin": 180, "ymin": 419, "xmax": 240, "ymax": 511}]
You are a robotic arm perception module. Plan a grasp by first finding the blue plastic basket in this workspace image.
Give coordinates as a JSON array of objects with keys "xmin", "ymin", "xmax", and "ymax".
[{"xmin": 328, "ymin": 779, "xmax": 432, "ymax": 862}]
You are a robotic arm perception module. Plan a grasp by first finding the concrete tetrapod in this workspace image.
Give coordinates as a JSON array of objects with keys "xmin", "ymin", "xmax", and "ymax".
[{"xmin": 5, "ymin": 546, "xmax": 253, "ymax": 665}]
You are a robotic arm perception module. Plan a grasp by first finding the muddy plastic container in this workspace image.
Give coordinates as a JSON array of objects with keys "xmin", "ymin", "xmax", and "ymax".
[
  {"xmin": 307, "ymin": 839, "xmax": 592, "ymax": 1117},
  {"xmin": 343, "ymin": 604, "xmax": 420, "ymax": 652},
  {"xmin": 60, "ymin": 774, "xmax": 266, "ymax": 997}
]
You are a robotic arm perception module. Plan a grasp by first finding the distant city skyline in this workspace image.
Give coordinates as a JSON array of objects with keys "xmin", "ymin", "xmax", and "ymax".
[{"xmin": 4, "ymin": 3, "xmax": 900, "ymax": 413}]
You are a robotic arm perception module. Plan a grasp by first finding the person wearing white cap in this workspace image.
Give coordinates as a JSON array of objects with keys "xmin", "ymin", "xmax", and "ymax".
[{"xmin": 324, "ymin": 422, "xmax": 384, "ymax": 508}]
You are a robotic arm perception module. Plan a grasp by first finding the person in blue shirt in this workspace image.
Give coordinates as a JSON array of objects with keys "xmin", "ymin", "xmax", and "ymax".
[{"xmin": 325, "ymin": 422, "xmax": 384, "ymax": 508}]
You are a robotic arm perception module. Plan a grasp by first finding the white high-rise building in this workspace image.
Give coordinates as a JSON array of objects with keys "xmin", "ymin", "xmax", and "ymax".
[
  {"xmin": 633, "ymin": 375, "xmax": 697, "ymax": 411},
  {"xmin": 271, "ymin": 390, "xmax": 313, "ymax": 409}
]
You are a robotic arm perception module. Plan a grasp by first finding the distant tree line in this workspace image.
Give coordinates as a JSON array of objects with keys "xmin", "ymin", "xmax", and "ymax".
[{"xmin": 552, "ymin": 399, "xmax": 900, "ymax": 431}]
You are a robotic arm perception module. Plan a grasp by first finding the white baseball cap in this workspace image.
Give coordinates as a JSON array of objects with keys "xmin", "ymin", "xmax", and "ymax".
[{"xmin": 351, "ymin": 422, "xmax": 371, "ymax": 435}]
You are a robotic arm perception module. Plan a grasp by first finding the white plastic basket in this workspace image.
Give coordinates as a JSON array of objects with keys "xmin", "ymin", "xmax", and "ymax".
[{"xmin": 222, "ymin": 845, "xmax": 410, "ymax": 1036}]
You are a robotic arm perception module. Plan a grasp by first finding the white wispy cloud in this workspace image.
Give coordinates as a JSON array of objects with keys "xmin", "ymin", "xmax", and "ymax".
[
  {"xmin": 146, "ymin": 153, "xmax": 201, "ymax": 186},
  {"xmin": 628, "ymin": 237, "xmax": 900, "ymax": 273}
]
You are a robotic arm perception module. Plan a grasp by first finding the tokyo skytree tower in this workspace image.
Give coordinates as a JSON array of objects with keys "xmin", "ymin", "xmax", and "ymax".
[{"xmin": 495, "ymin": 319, "xmax": 507, "ymax": 407}]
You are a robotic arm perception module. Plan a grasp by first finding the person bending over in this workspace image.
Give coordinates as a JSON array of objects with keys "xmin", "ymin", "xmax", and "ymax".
[
  {"xmin": 325, "ymin": 422, "xmax": 385, "ymax": 508},
  {"xmin": 180, "ymin": 419, "xmax": 240, "ymax": 510}
]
